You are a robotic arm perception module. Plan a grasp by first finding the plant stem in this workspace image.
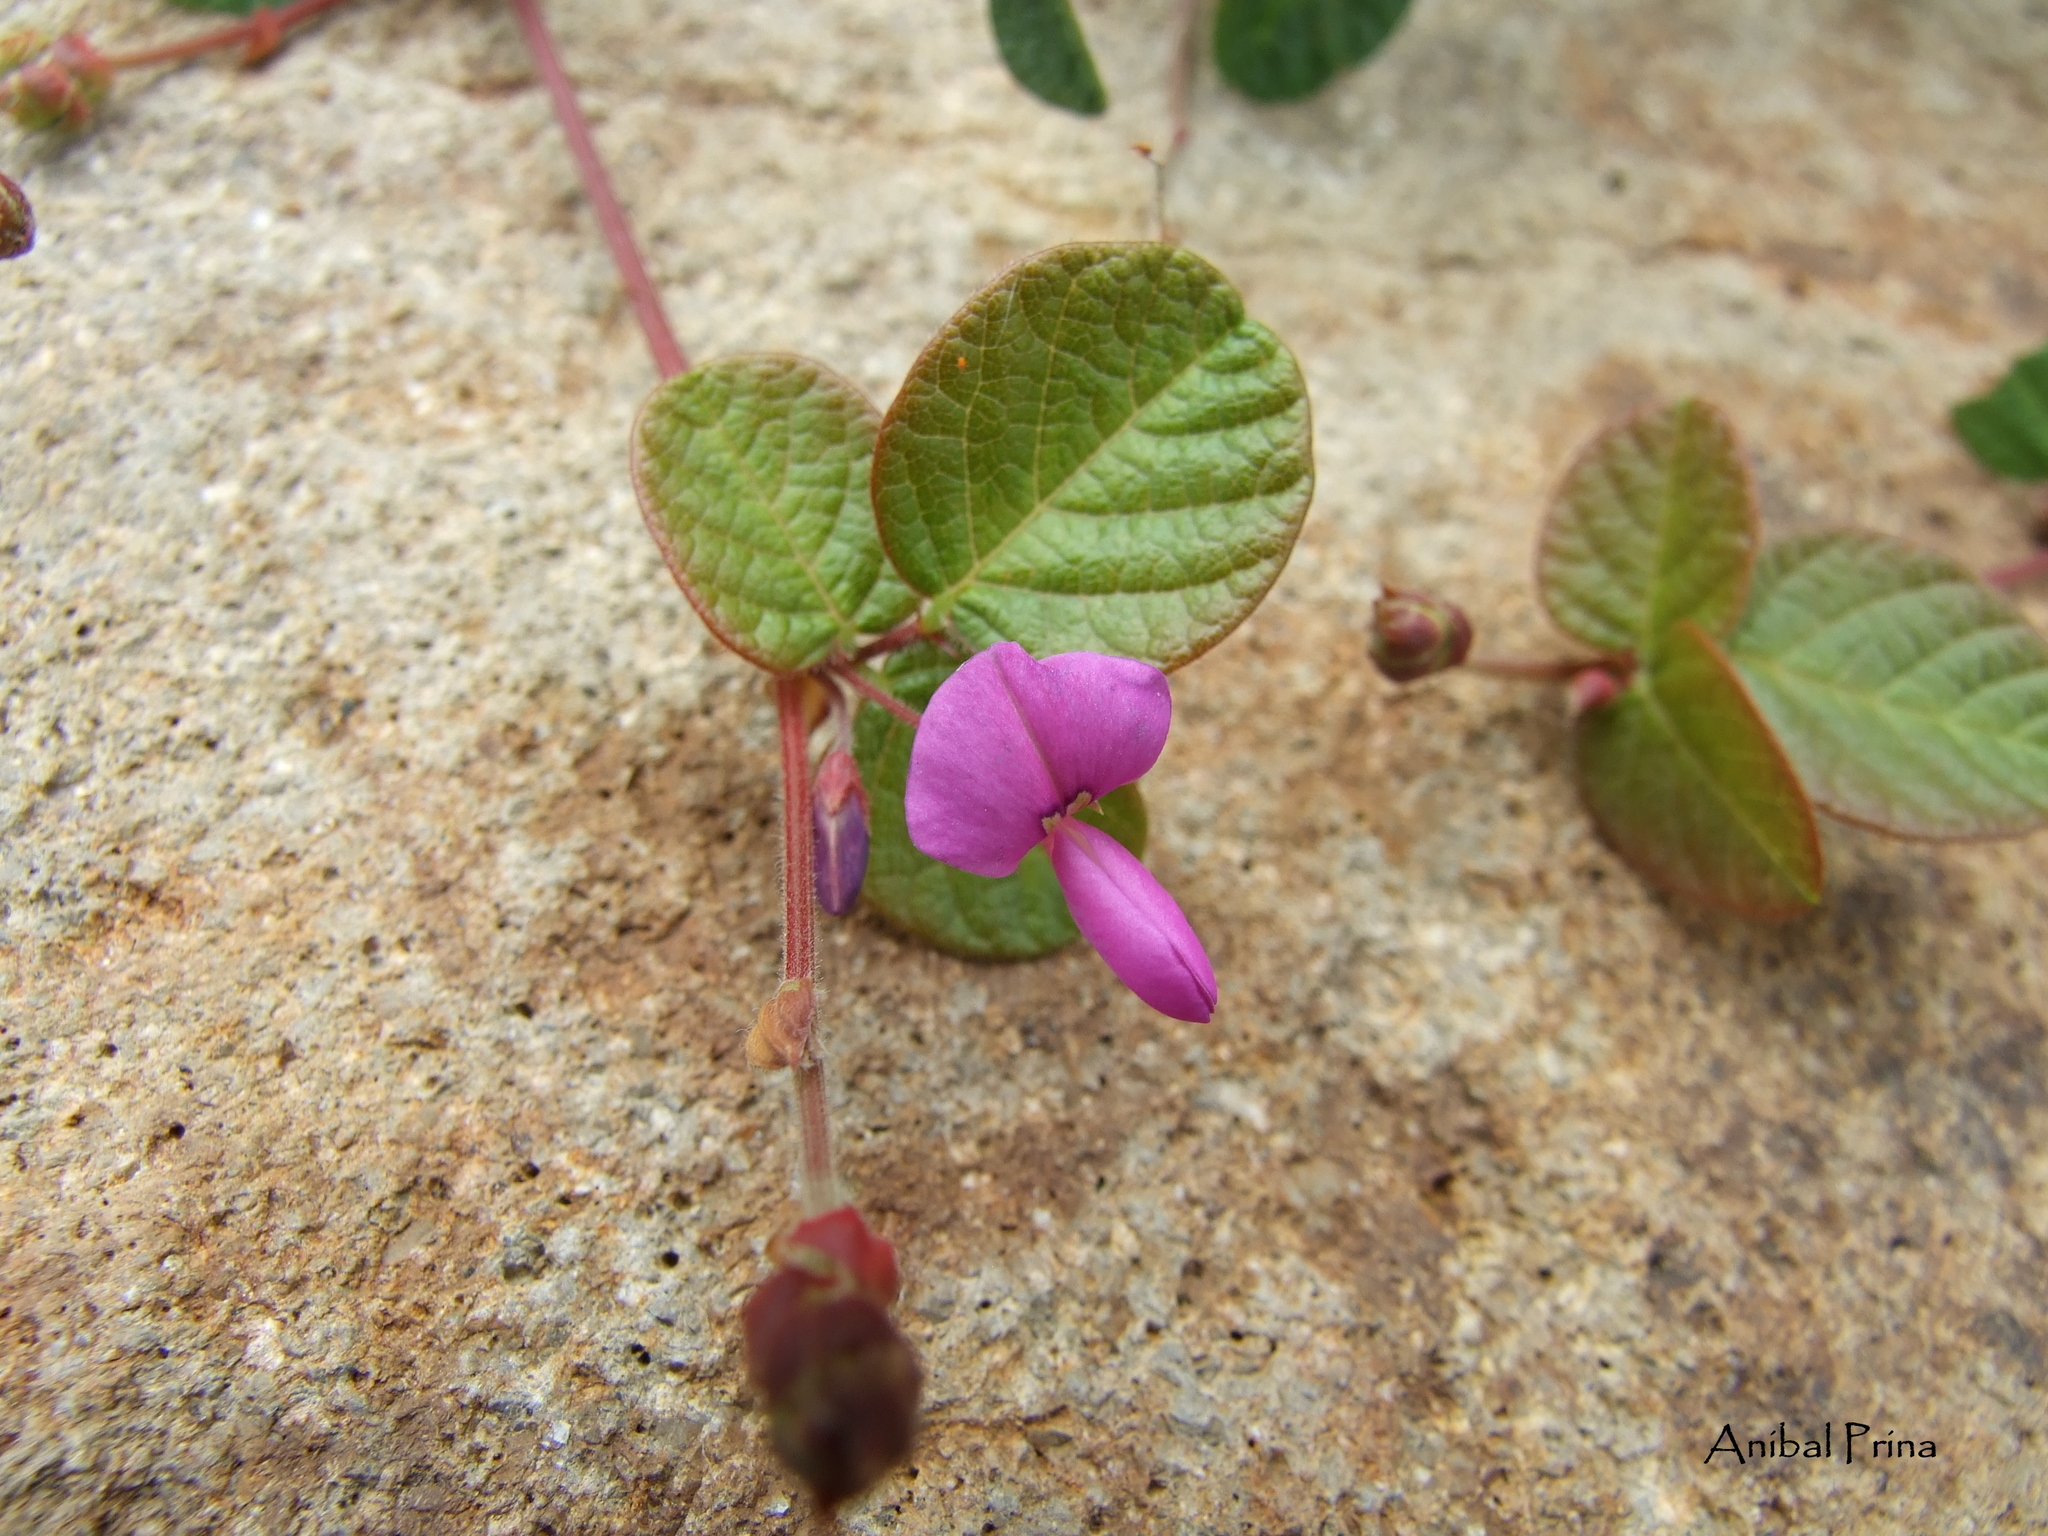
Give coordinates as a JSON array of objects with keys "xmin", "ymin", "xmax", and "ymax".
[
  {"xmin": 851, "ymin": 617, "xmax": 926, "ymax": 663},
  {"xmin": 775, "ymin": 676, "xmax": 835, "ymax": 1214},
  {"xmin": 1466, "ymin": 654, "xmax": 1616, "ymax": 682},
  {"xmin": 509, "ymin": 0, "xmax": 689, "ymax": 380},
  {"xmin": 828, "ymin": 656, "xmax": 922, "ymax": 726},
  {"xmin": 1166, "ymin": 0, "xmax": 1199, "ymax": 158},
  {"xmin": 1984, "ymin": 549, "xmax": 2048, "ymax": 591},
  {"xmin": 102, "ymin": 0, "xmax": 358, "ymax": 70}
]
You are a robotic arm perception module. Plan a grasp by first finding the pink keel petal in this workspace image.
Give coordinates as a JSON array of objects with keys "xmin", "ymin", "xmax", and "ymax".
[{"xmin": 1047, "ymin": 819, "xmax": 1217, "ymax": 1023}]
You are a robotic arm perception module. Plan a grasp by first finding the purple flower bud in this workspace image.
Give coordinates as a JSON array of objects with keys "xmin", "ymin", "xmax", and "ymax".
[
  {"xmin": 812, "ymin": 749, "xmax": 869, "ymax": 917},
  {"xmin": 0, "ymin": 173, "xmax": 31, "ymax": 261},
  {"xmin": 1369, "ymin": 587, "xmax": 1473, "ymax": 682}
]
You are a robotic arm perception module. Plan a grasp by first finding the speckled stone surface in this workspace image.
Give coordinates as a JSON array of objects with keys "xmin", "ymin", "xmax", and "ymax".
[{"xmin": 3, "ymin": 1, "xmax": 2045, "ymax": 1532}]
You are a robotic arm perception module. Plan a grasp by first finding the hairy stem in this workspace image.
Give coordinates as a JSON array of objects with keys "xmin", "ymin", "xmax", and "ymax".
[
  {"xmin": 775, "ymin": 676, "xmax": 835, "ymax": 1213},
  {"xmin": 510, "ymin": 0, "xmax": 688, "ymax": 379},
  {"xmin": 103, "ymin": 0, "xmax": 358, "ymax": 70},
  {"xmin": 1466, "ymin": 654, "xmax": 1617, "ymax": 682},
  {"xmin": 828, "ymin": 656, "xmax": 923, "ymax": 726}
]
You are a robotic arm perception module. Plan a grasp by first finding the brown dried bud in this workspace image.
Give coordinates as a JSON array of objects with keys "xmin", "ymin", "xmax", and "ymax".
[
  {"xmin": 813, "ymin": 749, "xmax": 869, "ymax": 917},
  {"xmin": 746, "ymin": 978, "xmax": 815, "ymax": 1070},
  {"xmin": 743, "ymin": 1207, "xmax": 919, "ymax": 1512},
  {"xmin": 0, "ymin": 172, "xmax": 31, "ymax": 261},
  {"xmin": 1369, "ymin": 587, "xmax": 1473, "ymax": 683}
]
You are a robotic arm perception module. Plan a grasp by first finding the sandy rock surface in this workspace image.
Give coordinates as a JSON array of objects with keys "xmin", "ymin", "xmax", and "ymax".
[{"xmin": 3, "ymin": 0, "xmax": 2046, "ymax": 1531}]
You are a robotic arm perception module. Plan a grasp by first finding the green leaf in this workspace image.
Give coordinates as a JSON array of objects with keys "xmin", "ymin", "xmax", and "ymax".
[
  {"xmin": 989, "ymin": 0, "xmax": 1107, "ymax": 116},
  {"xmin": 872, "ymin": 244, "xmax": 1313, "ymax": 669},
  {"xmin": 1953, "ymin": 343, "xmax": 2048, "ymax": 480},
  {"xmin": 1729, "ymin": 530, "xmax": 2048, "ymax": 839},
  {"xmin": 1538, "ymin": 399, "xmax": 1758, "ymax": 658},
  {"xmin": 1213, "ymin": 0, "xmax": 1413, "ymax": 104},
  {"xmin": 632, "ymin": 356, "xmax": 918, "ymax": 674},
  {"xmin": 853, "ymin": 644, "xmax": 1146, "ymax": 959},
  {"xmin": 1576, "ymin": 621, "xmax": 1822, "ymax": 919}
]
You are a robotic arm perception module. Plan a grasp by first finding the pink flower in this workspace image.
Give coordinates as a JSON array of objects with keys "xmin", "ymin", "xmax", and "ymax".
[{"xmin": 905, "ymin": 643, "xmax": 1218, "ymax": 1022}]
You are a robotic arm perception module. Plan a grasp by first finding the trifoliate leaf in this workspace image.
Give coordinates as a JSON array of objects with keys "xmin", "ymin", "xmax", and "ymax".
[
  {"xmin": 872, "ymin": 244, "xmax": 1313, "ymax": 670},
  {"xmin": 1213, "ymin": 0, "xmax": 1413, "ymax": 104},
  {"xmin": 1730, "ymin": 530, "xmax": 2048, "ymax": 838},
  {"xmin": 1576, "ymin": 620, "xmax": 1822, "ymax": 919},
  {"xmin": 854, "ymin": 644, "xmax": 1146, "ymax": 959},
  {"xmin": 1539, "ymin": 400, "xmax": 1757, "ymax": 659},
  {"xmin": 1953, "ymin": 343, "xmax": 2048, "ymax": 480},
  {"xmin": 989, "ymin": 0, "xmax": 1107, "ymax": 115},
  {"xmin": 632, "ymin": 356, "xmax": 918, "ymax": 674}
]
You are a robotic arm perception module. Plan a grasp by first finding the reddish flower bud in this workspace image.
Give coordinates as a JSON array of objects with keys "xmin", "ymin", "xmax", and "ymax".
[
  {"xmin": 49, "ymin": 36, "xmax": 110, "ymax": 105},
  {"xmin": 0, "ymin": 172, "xmax": 31, "ymax": 261},
  {"xmin": 3, "ymin": 37, "xmax": 106, "ymax": 131},
  {"xmin": 813, "ymin": 749, "xmax": 870, "ymax": 916},
  {"xmin": 1568, "ymin": 666, "xmax": 1625, "ymax": 715},
  {"xmin": 1369, "ymin": 587, "xmax": 1473, "ymax": 682},
  {"xmin": 743, "ymin": 1207, "xmax": 919, "ymax": 1511}
]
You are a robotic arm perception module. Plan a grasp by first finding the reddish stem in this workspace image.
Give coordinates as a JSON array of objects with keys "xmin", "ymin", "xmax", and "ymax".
[
  {"xmin": 851, "ymin": 618, "xmax": 927, "ymax": 663},
  {"xmin": 775, "ymin": 676, "xmax": 834, "ymax": 1213},
  {"xmin": 1983, "ymin": 548, "xmax": 2048, "ymax": 591},
  {"xmin": 102, "ymin": 0, "xmax": 357, "ymax": 70},
  {"xmin": 1166, "ymin": 0, "xmax": 1198, "ymax": 158},
  {"xmin": 1466, "ymin": 654, "xmax": 1617, "ymax": 683},
  {"xmin": 509, "ymin": 0, "xmax": 688, "ymax": 380},
  {"xmin": 827, "ymin": 657, "xmax": 922, "ymax": 726}
]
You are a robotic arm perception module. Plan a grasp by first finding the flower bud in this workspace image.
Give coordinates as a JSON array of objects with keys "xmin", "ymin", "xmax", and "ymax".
[
  {"xmin": 3, "ymin": 37, "xmax": 108, "ymax": 131},
  {"xmin": 50, "ymin": 36, "xmax": 110, "ymax": 105},
  {"xmin": 743, "ymin": 1207, "xmax": 919, "ymax": 1511},
  {"xmin": 0, "ymin": 172, "xmax": 31, "ymax": 261},
  {"xmin": 1568, "ymin": 666, "xmax": 1625, "ymax": 716},
  {"xmin": 812, "ymin": 749, "xmax": 869, "ymax": 916},
  {"xmin": 746, "ymin": 978, "xmax": 815, "ymax": 1070},
  {"xmin": 1369, "ymin": 587, "xmax": 1473, "ymax": 683}
]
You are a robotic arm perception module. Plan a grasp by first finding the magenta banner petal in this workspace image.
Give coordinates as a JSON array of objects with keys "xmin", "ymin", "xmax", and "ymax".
[
  {"xmin": 905, "ymin": 645, "xmax": 1062, "ymax": 876},
  {"xmin": 1047, "ymin": 819, "xmax": 1217, "ymax": 1022},
  {"xmin": 1034, "ymin": 650, "xmax": 1173, "ymax": 804}
]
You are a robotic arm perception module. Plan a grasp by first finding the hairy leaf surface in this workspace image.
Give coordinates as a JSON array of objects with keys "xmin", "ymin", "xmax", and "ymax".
[
  {"xmin": 1953, "ymin": 343, "xmax": 2048, "ymax": 480},
  {"xmin": 854, "ymin": 645, "xmax": 1147, "ymax": 958},
  {"xmin": 1576, "ymin": 621, "xmax": 1822, "ymax": 919},
  {"xmin": 633, "ymin": 356, "xmax": 916, "ymax": 674},
  {"xmin": 872, "ymin": 244, "xmax": 1313, "ymax": 669},
  {"xmin": 1730, "ymin": 530, "xmax": 2048, "ymax": 838},
  {"xmin": 1539, "ymin": 400, "xmax": 1756, "ymax": 657},
  {"xmin": 1213, "ymin": 0, "xmax": 1413, "ymax": 103},
  {"xmin": 990, "ymin": 0, "xmax": 1107, "ymax": 115}
]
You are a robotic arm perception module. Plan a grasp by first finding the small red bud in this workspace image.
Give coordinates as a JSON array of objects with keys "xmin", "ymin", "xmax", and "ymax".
[
  {"xmin": 743, "ymin": 1207, "xmax": 919, "ymax": 1511},
  {"xmin": 1568, "ymin": 666, "xmax": 1625, "ymax": 715},
  {"xmin": 0, "ymin": 172, "xmax": 32, "ymax": 260},
  {"xmin": 4, "ymin": 62, "xmax": 83, "ymax": 131},
  {"xmin": 49, "ymin": 36, "xmax": 110, "ymax": 105},
  {"xmin": 813, "ymin": 749, "xmax": 870, "ymax": 916},
  {"xmin": 1369, "ymin": 587, "xmax": 1474, "ymax": 683}
]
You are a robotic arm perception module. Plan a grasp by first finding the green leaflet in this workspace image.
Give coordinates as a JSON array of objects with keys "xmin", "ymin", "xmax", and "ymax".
[
  {"xmin": 989, "ymin": 0, "xmax": 1107, "ymax": 115},
  {"xmin": 1539, "ymin": 400, "xmax": 1757, "ymax": 659},
  {"xmin": 1729, "ymin": 530, "xmax": 2048, "ymax": 839},
  {"xmin": 1213, "ymin": 0, "xmax": 1413, "ymax": 104},
  {"xmin": 854, "ymin": 645, "xmax": 1146, "ymax": 959},
  {"xmin": 632, "ymin": 356, "xmax": 917, "ymax": 674},
  {"xmin": 1953, "ymin": 343, "xmax": 2048, "ymax": 480},
  {"xmin": 1576, "ymin": 621, "xmax": 1822, "ymax": 919},
  {"xmin": 871, "ymin": 244, "xmax": 1313, "ymax": 670}
]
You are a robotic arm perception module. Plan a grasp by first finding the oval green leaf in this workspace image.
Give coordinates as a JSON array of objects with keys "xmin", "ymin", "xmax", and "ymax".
[
  {"xmin": 1214, "ymin": 0, "xmax": 1413, "ymax": 104},
  {"xmin": 871, "ymin": 244, "xmax": 1314, "ymax": 670},
  {"xmin": 1729, "ymin": 530, "xmax": 2048, "ymax": 839},
  {"xmin": 853, "ymin": 644, "xmax": 1146, "ymax": 959},
  {"xmin": 990, "ymin": 0, "xmax": 1107, "ymax": 115},
  {"xmin": 632, "ymin": 356, "xmax": 918, "ymax": 674},
  {"xmin": 1576, "ymin": 621, "xmax": 1822, "ymax": 919},
  {"xmin": 1953, "ymin": 343, "xmax": 2048, "ymax": 481},
  {"xmin": 1539, "ymin": 399, "xmax": 1757, "ymax": 658}
]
